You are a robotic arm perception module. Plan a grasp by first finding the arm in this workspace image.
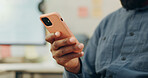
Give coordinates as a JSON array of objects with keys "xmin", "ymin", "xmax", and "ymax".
[{"xmin": 63, "ymin": 23, "xmax": 103, "ymax": 78}]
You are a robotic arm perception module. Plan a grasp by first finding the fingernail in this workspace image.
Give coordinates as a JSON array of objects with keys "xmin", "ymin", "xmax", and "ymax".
[
  {"xmin": 81, "ymin": 52, "xmax": 84, "ymax": 55},
  {"xmin": 78, "ymin": 44, "xmax": 84, "ymax": 49},
  {"xmin": 79, "ymin": 52, "xmax": 84, "ymax": 55},
  {"xmin": 69, "ymin": 37, "xmax": 76, "ymax": 43},
  {"xmin": 55, "ymin": 32, "xmax": 60, "ymax": 37}
]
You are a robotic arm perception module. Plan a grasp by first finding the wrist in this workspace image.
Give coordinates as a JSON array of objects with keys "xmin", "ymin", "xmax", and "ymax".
[{"xmin": 65, "ymin": 60, "xmax": 81, "ymax": 74}]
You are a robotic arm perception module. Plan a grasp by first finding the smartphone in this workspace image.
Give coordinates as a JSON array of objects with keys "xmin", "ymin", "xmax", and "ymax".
[{"xmin": 40, "ymin": 12, "xmax": 79, "ymax": 43}]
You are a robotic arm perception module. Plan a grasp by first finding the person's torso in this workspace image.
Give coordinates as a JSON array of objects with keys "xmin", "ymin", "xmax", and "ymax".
[{"xmin": 95, "ymin": 7, "xmax": 148, "ymax": 78}]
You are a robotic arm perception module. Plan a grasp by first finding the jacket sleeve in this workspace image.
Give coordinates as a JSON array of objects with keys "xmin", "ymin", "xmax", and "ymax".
[{"xmin": 82, "ymin": 23, "xmax": 102, "ymax": 78}]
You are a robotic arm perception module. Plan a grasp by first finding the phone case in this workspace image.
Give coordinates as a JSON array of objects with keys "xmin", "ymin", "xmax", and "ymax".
[{"xmin": 40, "ymin": 12, "xmax": 79, "ymax": 43}]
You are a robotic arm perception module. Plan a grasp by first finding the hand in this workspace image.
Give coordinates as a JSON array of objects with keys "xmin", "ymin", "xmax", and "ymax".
[{"xmin": 45, "ymin": 32, "xmax": 84, "ymax": 73}]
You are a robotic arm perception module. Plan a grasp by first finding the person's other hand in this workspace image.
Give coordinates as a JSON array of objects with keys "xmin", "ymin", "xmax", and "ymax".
[{"xmin": 45, "ymin": 32, "xmax": 84, "ymax": 74}]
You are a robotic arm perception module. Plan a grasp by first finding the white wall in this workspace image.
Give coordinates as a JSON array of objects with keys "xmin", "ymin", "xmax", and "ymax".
[{"xmin": 44, "ymin": 0, "xmax": 121, "ymax": 37}]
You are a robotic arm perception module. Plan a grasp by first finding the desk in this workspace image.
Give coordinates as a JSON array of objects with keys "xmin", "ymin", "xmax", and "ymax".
[{"xmin": 0, "ymin": 63, "xmax": 64, "ymax": 78}]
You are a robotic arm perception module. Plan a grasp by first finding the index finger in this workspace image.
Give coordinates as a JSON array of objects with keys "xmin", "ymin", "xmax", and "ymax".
[{"xmin": 45, "ymin": 32, "xmax": 61, "ymax": 43}]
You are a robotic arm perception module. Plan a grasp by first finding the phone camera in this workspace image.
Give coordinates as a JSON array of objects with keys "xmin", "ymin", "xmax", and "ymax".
[
  {"xmin": 42, "ymin": 17, "xmax": 52, "ymax": 26},
  {"xmin": 61, "ymin": 18, "xmax": 63, "ymax": 21}
]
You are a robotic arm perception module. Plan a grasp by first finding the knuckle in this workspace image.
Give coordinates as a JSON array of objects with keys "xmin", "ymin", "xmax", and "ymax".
[
  {"xmin": 57, "ymin": 50, "xmax": 64, "ymax": 56},
  {"xmin": 56, "ymin": 59, "xmax": 62, "ymax": 65},
  {"xmin": 52, "ymin": 42, "xmax": 58, "ymax": 49},
  {"xmin": 52, "ymin": 54, "xmax": 57, "ymax": 59},
  {"xmin": 68, "ymin": 54, "xmax": 78, "ymax": 59},
  {"xmin": 57, "ymin": 53, "xmax": 61, "ymax": 57},
  {"xmin": 52, "ymin": 55, "xmax": 56, "ymax": 59},
  {"xmin": 63, "ymin": 39, "xmax": 68, "ymax": 44},
  {"xmin": 57, "ymin": 61, "xmax": 61, "ymax": 65},
  {"xmin": 60, "ymin": 49, "xmax": 65, "ymax": 55},
  {"xmin": 72, "ymin": 45, "xmax": 77, "ymax": 50},
  {"xmin": 56, "ymin": 52, "xmax": 61, "ymax": 57}
]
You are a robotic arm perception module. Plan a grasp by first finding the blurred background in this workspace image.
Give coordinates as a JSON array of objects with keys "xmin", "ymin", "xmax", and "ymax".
[{"xmin": 0, "ymin": 0, "xmax": 121, "ymax": 78}]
